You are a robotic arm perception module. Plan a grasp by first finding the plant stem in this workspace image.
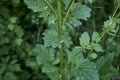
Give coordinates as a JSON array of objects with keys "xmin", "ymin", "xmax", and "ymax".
[
  {"xmin": 62, "ymin": 0, "xmax": 75, "ymax": 25},
  {"xmin": 56, "ymin": 0, "xmax": 64, "ymax": 79},
  {"xmin": 112, "ymin": 3, "xmax": 120, "ymax": 18},
  {"xmin": 57, "ymin": 0, "xmax": 62, "ymax": 36},
  {"xmin": 45, "ymin": 0, "xmax": 57, "ymax": 17},
  {"xmin": 100, "ymin": 3, "xmax": 120, "ymax": 39},
  {"xmin": 100, "ymin": 20, "xmax": 113, "ymax": 39}
]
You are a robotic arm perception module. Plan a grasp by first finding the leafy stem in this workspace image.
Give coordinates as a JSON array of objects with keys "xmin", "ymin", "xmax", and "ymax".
[
  {"xmin": 100, "ymin": 2, "xmax": 120, "ymax": 39},
  {"xmin": 100, "ymin": 20, "xmax": 113, "ymax": 39}
]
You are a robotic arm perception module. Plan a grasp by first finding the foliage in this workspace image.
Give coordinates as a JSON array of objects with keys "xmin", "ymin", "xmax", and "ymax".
[{"xmin": 0, "ymin": 0, "xmax": 120, "ymax": 80}]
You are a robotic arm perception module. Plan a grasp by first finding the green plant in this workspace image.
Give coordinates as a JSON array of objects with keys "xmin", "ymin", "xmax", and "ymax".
[
  {"xmin": 0, "ymin": 0, "xmax": 120, "ymax": 80},
  {"xmin": 24, "ymin": 0, "xmax": 120, "ymax": 80}
]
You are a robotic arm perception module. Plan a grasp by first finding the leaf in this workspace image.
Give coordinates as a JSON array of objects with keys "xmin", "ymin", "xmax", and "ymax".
[
  {"xmin": 14, "ymin": 26, "xmax": 23, "ymax": 38},
  {"xmin": 68, "ymin": 17, "xmax": 82, "ymax": 27},
  {"xmin": 42, "ymin": 66, "xmax": 60, "ymax": 80},
  {"xmin": 10, "ymin": 17, "xmax": 17, "ymax": 23},
  {"xmin": 71, "ymin": 3, "xmax": 91, "ymax": 20},
  {"xmin": 15, "ymin": 38, "xmax": 23, "ymax": 46},
  {"xmin": 103, "ymin": 17, "xmax": 116, "ymax": 33},
  {"xmin": 66, "ymin": 3, "xmax": 91, "ymax": 27},
  {"xmin": 43, "ymin": 29, "xmax": 72, "ymax": 48},
  {"xmin": 92, "ymin": 43, "xmax": 103, "ymax": 52},
  {"xmin": 67, "ymin": 47, "xmax": 99, "ymax": 80},
  {"xmin": 92, "ymin": 32, "xmax": 101, "ymax": 43},
  {"xmin": 79, "ymin": 32, "xmax": 90, "ymax": 47},
  {"xmin": 35, "ymin": 44, "xmax": 55, "ymax": 65},
  {"xmin": 7, "ymin": 24, "xmax": 15, "ymax": 31},
  {"xmin": 4, "ymin": 72, "xmax": 17, "ymax": 80},
  {"xmin": 74, "ymin": 59, "xmax": 99, "ymax": 80},
  {"xmin": 43, "ymin": 29, "xmax": 60, "ymax": 48},
  {"xmin": 90, "ymin": 53, "xmax": 97, "ymax": 59},
  {"xmin": 12, "ymin": 0, "xmax": 20, "ymax": 6},
  {"xmin": 24, "ymin": 0, "xmax": 47, "ymax": 12},
  {"xmin": 96, "ymin": 53, "xmax": 113, "ymax": 74},
  {"xmin": 62, "ymin": 0, "xmax": 71, "ymax": 9}
]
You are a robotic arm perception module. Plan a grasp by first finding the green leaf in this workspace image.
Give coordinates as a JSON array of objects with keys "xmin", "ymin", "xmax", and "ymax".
[
  {"xmin": 74, "ymin": 59, "xmax": 99, "ymax": 80},
  {"xmin": 24, "ymin": 0, "xmax": 47, "ymax": 12},
  {"xmin": 12, "ymin": 0, "xmax": 20, "ymax": 6},
  {"xmin": 90, "ymin": 53, "xmax": 97, "ymax": 59},
  {"xmin": 68, "ymin": 17, "xmax": 82, "ymax": 27},
  {"xmin": 14, "ymin": 26, "xmax": 23, "ymax": 38},
  {"xmin": 71, "ymin": 3, "xmax": 91, "ymax": 20},
  {"xmin": 67, "ymin": 47, "xmax": 99, "ymax": 80},
  {"xmin": 35, "ymin": 44, "xmax": 55, "ymax": 65},
  {"xmin": 43, "ymin": 29, "xmax": 72, "ymax": 48},
  {"xmin": 4, "ymin": 72, "xmax": 17, "ymax": 80},
  {"xmin": 96, "ymin": 53, "xmax": 113, "ymax": 74},
  {"xmin": 10, "ymin": 17, "xmax": 17, "ymax": 23},
  {"xmin": 66, "ymin": 3, "xmax": 91, "ymax": 27},
  {"xmin": 43, "ymin": 29, "xmax": 60, "ymax": 48},
  {"xmin": 15, "ymin": 38, "xmax": 23, "ymax": 46},
  {"xmin": 92, "ymin": 43, "xmax": 103, "ymax": 52},
  {"xmin": 92, "ymin": 32, "xmax": 101, "ymax": 43},
  {"xmin": 62, "ymin": 0, "xmax": 71, "ymax": 9},
  {"xmin": 42, "ymin": 66, "xmax": 60, "ymax": 80},
  {"xmin": 104, "ymin": 17, "xmax": 116, "ymax": 33},
  {"xmin": 79, "ymin": 32, "xmax": 90, "ymax": 47},
  {"xmin": 7, "ymin": 24, "xmax": 15, "ymax": 31}
]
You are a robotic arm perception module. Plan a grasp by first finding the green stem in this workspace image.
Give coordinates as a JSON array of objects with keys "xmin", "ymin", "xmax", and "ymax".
[
  {"xmin": 62, "ymin": 0, "xmax": 75, "ymax": 25},
  {"xmin": 36, "ymin": 23, "xmax": 43, "ymax": 43},
  {"xmin": 45, "ymin": 0, "xmax": 57, "ymax": 17},
  {"xmin": 100, "ymin": 20, "xmax": 113, "ymax": 39},
  {"xmin": 112, "ymin": 2, "xmax": 120, "ymax": 18},
  {"xmin": 100, "ymin": 3, "xmax": 120, "ymax": 39},
  {"xmin": 57, "ymin": 0, "xmax": 62, "ymax": 36},
  {"xmin": 56, "ymin": 0, "xmax": 64, "ymax": 79}
]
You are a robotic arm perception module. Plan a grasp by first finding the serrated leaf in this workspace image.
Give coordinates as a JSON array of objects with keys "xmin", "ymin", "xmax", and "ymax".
[
  {"xmin": 35, "ymin": 44, "xmax": 55, "ymax": 65},
  {"xmin": 92, "ymin": 32, "xmax": 101, "ymax": 43},
  {"xmin": 43, "ymin": 29, "xmax": 72, "ymax": 48},
  {"xmin": 74, "ymin": 59, "xmax": 99, "ymax": 80},
  {"xmin": 79, "ymin": 32, "xmax": 90, "ymax": 47},
  {"xmin": 43, "ymin": 29, "xmax": 60, "ymax": 48},
  {"xmin": 62, "ymin": 0, "xmax": 71, "ymax": 9},
  {"xmin": 96, "ymin": 53, "xmax": 113, "ymax": 74},
  {"xmin": 68, "ymin": 17, "xmax": 82, "ymax": 27},
  {"xmin": 42, "ymin": 66, "xmax": 60, "ymax": 80},
  {"xmin": 104, "ymin": 17, "xmax": 116, "ymax": 33},
  {"xmin": 71, "ymin": 3, "xmax": 91, "ymax": 20},
  {"xmin": 67, "ymin": 47, "xmax": 99, "ymax": 80},
  {"xmin": 68, "ymin": 46, "xmax": 84, "ymax": 64},
  {"xmin": 92, "ymin": 43, "xmax": 103, "ymax": 52},
  {"xmin": 42, "ymin": 65, "xmax": 57, "ymax": 73},
  {"xmin": 24, "ymin": 0, "xmax": 47, "ymax": 12},
  {"xmin": 48, "ymin": 14, "xmax": 56, "ymax": 25}
]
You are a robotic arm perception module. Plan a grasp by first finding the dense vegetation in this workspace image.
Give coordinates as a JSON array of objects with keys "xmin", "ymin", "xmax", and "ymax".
[{"xmin": 0, "ymin": 0, "xmax": 120, "ymax": 80}]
